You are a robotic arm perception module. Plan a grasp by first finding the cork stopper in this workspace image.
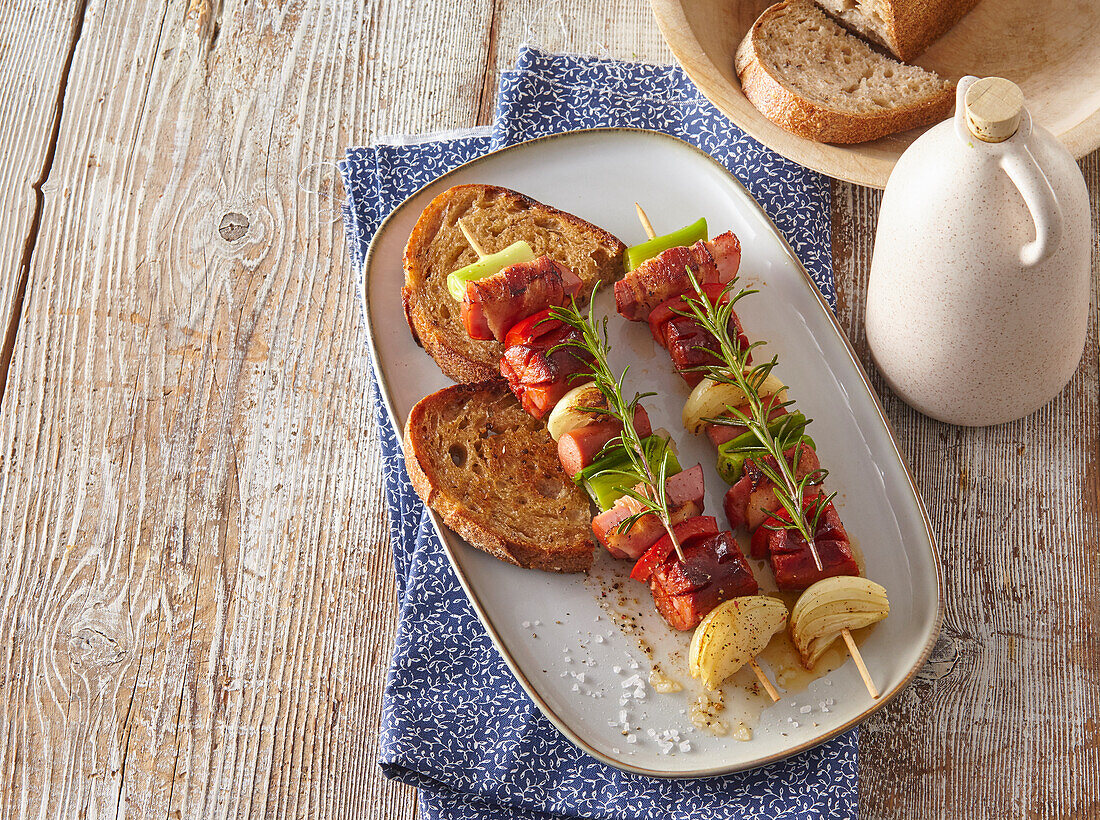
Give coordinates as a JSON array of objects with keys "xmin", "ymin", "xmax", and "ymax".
[{"xmin": 964, "ymin": 77, "xmax": 1025, "ymax": 143}]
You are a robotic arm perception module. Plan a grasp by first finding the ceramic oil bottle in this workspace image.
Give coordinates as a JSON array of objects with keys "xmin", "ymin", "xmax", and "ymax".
[{"xmin": 865, "ymin": 76, "xmax": 1091, "ymax": 427}]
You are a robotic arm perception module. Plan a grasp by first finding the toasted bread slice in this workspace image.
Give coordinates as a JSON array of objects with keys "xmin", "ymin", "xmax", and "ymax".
[
  {"xmin": 735, "ymin": 0, "xmax": 954, "ymax": 144},
  {"xmin": 402, "ymin": 184, "xmax": 625, "ymax": 383},
  {"xmin": 403, "ymin": 380, "xmax": 595, "ymax": 572}
]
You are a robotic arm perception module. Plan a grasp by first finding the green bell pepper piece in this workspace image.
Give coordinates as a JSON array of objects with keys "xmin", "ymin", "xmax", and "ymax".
[
  {"xmin": 580, "ymin": 436, "xmax": 682, "ymax": 511},
  {"xmin": 714, "ymin": 412, "xmax": 813, "ymax": 485}
]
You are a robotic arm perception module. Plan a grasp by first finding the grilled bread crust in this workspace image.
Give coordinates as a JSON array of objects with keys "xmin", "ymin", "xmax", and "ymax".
[{"xmin": 813, "ymin": 0, "xmax": 982, "ymax": 61}]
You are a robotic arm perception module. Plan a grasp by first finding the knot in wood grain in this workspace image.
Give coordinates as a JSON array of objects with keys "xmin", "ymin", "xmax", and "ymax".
[
  {"xmin": 219, "ymin": 212, "xmax": 249, "ymax": 242},
  {"xmin": 67, "ymin": 603, "xmax": 129, "ymax": 675},
  {"xmin": 916, "ymin": 629, "xmax": 962, "ymax": 682}
]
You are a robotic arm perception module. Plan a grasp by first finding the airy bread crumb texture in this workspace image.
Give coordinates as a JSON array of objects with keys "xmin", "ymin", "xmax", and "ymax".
[
  {"xmin": 755, "ymin": 1, "xmax": 950, "ymax": 114},
  {"xmin": 404, "ymin": 381, "xmax": 595, "ymax": 572}
]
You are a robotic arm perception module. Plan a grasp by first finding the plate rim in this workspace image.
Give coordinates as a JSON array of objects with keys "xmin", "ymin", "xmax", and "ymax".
[
  {"xmin": 649, "ymin": 0, "xmax": 1100, "ymax": 189},
  {"xmin": 359, "ymin": 126, "xmax": 944, "ymax": 778}
]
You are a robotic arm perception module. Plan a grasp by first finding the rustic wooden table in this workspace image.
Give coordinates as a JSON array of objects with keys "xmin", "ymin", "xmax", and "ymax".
[{"xmin": 0, "ymin": 1, "xmax": 1096, "ymax": 817}]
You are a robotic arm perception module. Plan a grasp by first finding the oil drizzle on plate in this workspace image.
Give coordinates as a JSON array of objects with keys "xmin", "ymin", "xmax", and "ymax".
[{"xmin": 585, "ymin": 536, "xmax": 879, "ymax": 743}]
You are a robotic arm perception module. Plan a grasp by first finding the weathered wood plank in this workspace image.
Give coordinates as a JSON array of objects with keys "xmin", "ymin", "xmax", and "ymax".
[
  {"xmin": 0, "ymin": 0, "xmax": 509, "ymax": 815},
  {"xmin": 364, "ymin": 0, "xmax": 495, "ymax": 139},
  {"xmin": 833, "ymin": 156, "xmax": 1100, "ymax": 818},
  {"xmin": 0, "ymin": 0, "xmax": 85, "ymax": 395}
]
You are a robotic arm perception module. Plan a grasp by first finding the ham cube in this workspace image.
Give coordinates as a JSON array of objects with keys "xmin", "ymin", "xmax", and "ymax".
[{"xmin": 648, "ymin": 531, "xmax": 759, "ymax": 631}]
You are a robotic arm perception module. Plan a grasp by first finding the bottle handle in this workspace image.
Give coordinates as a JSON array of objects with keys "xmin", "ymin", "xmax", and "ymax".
[
  {"xmin": 955, "ymin": 75, "xmax": 1062, "ymax": 267},
  {"xmin": 1001, "ymin": 141, "xmax": 1063, "ymax": 267}
]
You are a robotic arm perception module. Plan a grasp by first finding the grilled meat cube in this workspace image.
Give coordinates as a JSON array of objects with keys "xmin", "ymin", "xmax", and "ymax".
[
  {"xmin": 556, "ymin": 407, "xmax": 652, "ymax": 477},
  {"xmin": 591, "ymin": 464, "xmax": 706, "ymax": 559},
  {"xmin": 752, "ymin": 499, "xmax": 859, "ymax": 590},
  {"xmin": 499, "ymin": 311, "xmax": 593, "ymax": 418},
  {"xmin": 649, "ymin": 531, "xmax": 760, "ymax": 631},
  {"xmin": 705, "ymin": 403, "xmax": 789, "ymax": 448},
  {"xmin": 723, "ymin": 443, "xmax": 822, "ymax": 538},
  {"xmin": 615, "ymin": 232, "xmax": 742, "ymax": 321},
  {"xmin": 462, "ymin": 256, "xmax": 583, "ymax": 341}
]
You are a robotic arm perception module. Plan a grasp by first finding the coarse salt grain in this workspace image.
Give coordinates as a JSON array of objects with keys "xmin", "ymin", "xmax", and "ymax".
[
  {"xmin": 626, "ymin": 734, "xmax": 637, "ymax": 744},
  {"xmin": 800, "ymin": 705, "xmax": 812, "ymax": 714},
  {"xmin": 612, "ymin": 665, "xmax": 622, "ymax": 674}
]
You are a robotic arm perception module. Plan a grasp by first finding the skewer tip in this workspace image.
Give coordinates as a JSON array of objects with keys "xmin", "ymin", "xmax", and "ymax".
[
  {"xmin": 841, "ymin": 627, "xmax": 879, "ymax": 699},
  {"xmin": 635, "ymin": 202, "xmax": 657, "ymax": 240},
  {"xmin": 457, "ymin": 217, "xmax": 488, "ymax": 259},
  {"xmin": 749, "ymin": 658, "xmax": 782, "ymax": 703}
]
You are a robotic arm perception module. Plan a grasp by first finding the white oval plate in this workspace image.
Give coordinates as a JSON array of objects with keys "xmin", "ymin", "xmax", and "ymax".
[{"xmin": 362, "ymin": 128, "xmax": 942, "ymax": 777}]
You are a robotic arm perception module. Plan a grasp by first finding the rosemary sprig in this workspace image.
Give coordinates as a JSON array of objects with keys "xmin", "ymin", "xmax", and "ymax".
[
  {"xmin": 677, "ymin": 274, "xmax": 833, "ymax": 570},
  {"xmin": 548, "ymin": 295, "xmax": 685, "ymax": 562}
]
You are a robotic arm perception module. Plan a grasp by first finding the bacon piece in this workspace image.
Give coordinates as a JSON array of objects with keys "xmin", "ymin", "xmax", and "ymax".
[
  {"xmin": 662, "ymin": 311, "xmax": 749, "ymax": 387},
  {"xmin": 751, "ymin": 499, "xmax": 859, "ymax": 590},
  {"xmin": 499, "ymin": 311, "xmax": 593, "ymax": 418},
  {"xmin": 462, "ymin": 256, "xmax": 582, "ymax": 341},
  {"xmin": 704, "ymin": 403, "xmax": 788, "ymax": 448},
  {"xmin": 647, "ymin": 283, "xmax": 751, "ymax": 387},
  {"xmin": 615, "ymin": 231, "xmax": 742, "ymax": 321},
  {"xmin": 723, "ymin": 443, "xmax": 822, "ymax": 540},
  {"xmin": 556, "ymin": 407, "xmax": 653, "ymax": 478},
  {"xmin": 649, "ymin": 531, "xmax": 759, "ymax": 631},
  {"xmin": 591, "ymin": 465, "xmax": 706, "ymax": 559}
]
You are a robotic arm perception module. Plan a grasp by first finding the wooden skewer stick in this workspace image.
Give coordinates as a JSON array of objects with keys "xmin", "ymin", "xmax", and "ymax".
[
  {"xmin": 842, "ymin": 627, "xmax": 879, "ymax": 699},
  {"xmin": 636, "ymin": 202, "xmax": 657, "ymax": 240},
  {"xmin": 458, "ymin": 218, "xmax": 488, "ymax": 258},
  {"xmin": 749, "ymin": 659, "xmax": 781, "ymax": 703},
  {"xmin": 637, "ymin": 201, "xmax": 785, "ymax": 704}
]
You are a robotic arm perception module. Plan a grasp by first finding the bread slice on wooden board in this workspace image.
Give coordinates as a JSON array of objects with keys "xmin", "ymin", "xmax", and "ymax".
[
  {"xmin": 735, "ymin": 0, "xmax": 955, "ymax": 144},
  {"xmin": 402, "ymin": 184, "xmax": 626, "ymax": 384},
  {"xmin": 403, "ymin": 380, "xmax": 595, "ymax": 573},
  {"xmin": 813, "ymin": 0, "xmax": 982, "ymax": 62}
]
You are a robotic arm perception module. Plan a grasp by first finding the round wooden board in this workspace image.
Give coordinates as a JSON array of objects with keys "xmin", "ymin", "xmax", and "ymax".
[{"xmin": 650, "ymin": 0, "xmax": 1100, "ymax": 188}]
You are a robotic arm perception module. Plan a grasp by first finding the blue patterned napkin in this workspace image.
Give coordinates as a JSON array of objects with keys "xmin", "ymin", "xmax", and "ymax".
[{"xmin": 342, "ymin": 46, "xmax": 855, "ymax": 820}]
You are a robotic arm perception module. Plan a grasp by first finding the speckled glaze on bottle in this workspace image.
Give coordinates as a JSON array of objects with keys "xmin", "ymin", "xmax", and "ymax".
[{"xmin": 866, "ymin": 76, "xmax": 1091, "ymax": 427}]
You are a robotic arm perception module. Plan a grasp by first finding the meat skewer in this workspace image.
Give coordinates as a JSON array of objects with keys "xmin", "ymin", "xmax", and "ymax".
[{"xmin": 633, "ymin": 204, "xmax": 880, "ymax": 695}]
